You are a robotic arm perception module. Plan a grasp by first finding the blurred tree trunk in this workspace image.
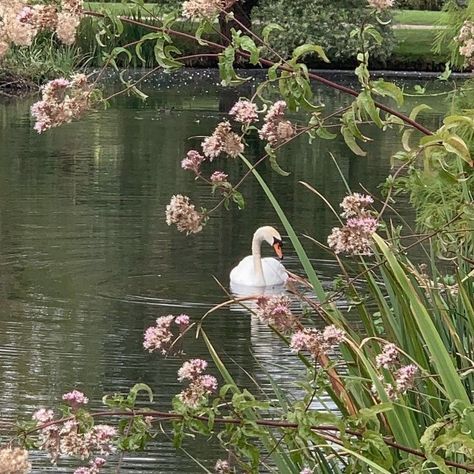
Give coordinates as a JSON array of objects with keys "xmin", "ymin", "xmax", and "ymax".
[{"xmin": 219, "ymin": 0, "xmax": 259, "ymax": 43}]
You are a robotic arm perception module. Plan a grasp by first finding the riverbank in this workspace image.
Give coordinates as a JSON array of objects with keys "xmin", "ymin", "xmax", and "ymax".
[{"xmin": 0, "ymin": 6, "xmax": 458, "ymax": 93}]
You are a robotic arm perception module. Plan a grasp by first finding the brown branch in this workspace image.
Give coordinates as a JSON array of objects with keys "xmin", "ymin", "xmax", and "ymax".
[
  {"xmin": 22, "ymin": 410, "xmax": 474, "ymax": 471},
  {"xmin": 82, "ymin": 10, "xmax": 433, "ymax": 136}
]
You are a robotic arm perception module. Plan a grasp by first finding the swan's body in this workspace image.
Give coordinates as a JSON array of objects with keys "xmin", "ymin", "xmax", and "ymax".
[{"xmin": 230, "ymin": 226, "xmax": 288, "ymax": 289}]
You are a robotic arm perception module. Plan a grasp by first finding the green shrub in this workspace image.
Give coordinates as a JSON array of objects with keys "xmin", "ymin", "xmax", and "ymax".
[{"xmin": 253, "ymin": 0, "xmax": 395, "ymax": 66}]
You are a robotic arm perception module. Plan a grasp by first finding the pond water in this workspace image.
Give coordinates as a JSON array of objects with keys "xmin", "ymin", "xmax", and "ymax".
[{"xmin": 0, "ymin": 70, "xmax": 453, "ymax": 472}]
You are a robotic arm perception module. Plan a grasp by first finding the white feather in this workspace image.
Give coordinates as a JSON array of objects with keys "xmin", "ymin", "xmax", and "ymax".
[{"xmin": 229, "ymin": 226, "xmax": 288, "ymax": 291}]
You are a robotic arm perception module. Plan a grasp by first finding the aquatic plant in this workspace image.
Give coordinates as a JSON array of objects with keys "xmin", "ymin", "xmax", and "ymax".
[{"xmin": 0, "ymin": 0, "xmax": 473, "ymax": 472}]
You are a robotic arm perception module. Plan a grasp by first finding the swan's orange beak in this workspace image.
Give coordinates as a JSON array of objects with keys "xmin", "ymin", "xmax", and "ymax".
[{"xmin": 273, "ymin": 242, "xmax": 283, "ymax": 260}]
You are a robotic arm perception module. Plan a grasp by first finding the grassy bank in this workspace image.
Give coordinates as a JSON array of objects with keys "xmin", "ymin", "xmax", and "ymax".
[{"xmin": 393, "ymin": 9, "xmax": 446, "ymax": 25}]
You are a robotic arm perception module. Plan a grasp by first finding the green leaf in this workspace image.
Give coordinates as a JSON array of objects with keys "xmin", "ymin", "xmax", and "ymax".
[
  {"xmin": 111, "ymin": 46, "xmax": 132, "ymax": 64},
  {"xmin": 232, "ymin": 190, "xmax": 245, "ymax": 209},
  {"xmin": 265, "ymin": 144, "xmax": 290, "ymax": 176},
  {"xmin": 342, "ymin": 127, "xmax": 367, "ymax": 156},
  {"xmin": 128, "ymin": 383, "xmax": 154, "ymax": 405},
  {"xmin": 292, "ymin": 44, "xmax": 329, "ymax": 63},
  {"xmin": 316, "ymin": 127, "xmax": 337, "ymax": 140},
  {"xmin": 232, "ymin": 31, "xmax": 261, "ymax": 65},
  {"xmin": 409, "ymin": 104, "xmax": 431, "ymax": 121},
  {"xmin": 373, "ymin": 234, "xmax": 474, "ymax": 432},
  {"xmin": 442, "ymin": 134, "xmax": 473, "ymax": 166},
  {"xmin": 372, "ymin": 80, "xmax": 404, "ymax": 106},
  {"xmin": 262, "ymin": 23, "xmax": 285, "ymax": 43},
  {"xmin": 358, "ymin": 402, "xmax": 393, "ymax": 421},
  {"xmin": 359, "ymin": 91, "xmax": 383, "ymax": 128}
]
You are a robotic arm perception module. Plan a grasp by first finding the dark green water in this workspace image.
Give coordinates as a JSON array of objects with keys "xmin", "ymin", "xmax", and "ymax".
[{"xmin": 0, "ymin": 70, "xmax": 451, "ymax": 472}]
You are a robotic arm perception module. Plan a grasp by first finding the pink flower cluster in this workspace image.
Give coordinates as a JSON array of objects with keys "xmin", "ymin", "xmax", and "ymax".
[
  {"xmin": 456, "ymin": 21, "xmax": 474, "ymax": 69},
  {"xmin": 229, "ymin": 99, "xmax": 258, "ymax": 125},
  {"xmin": 32, "ymin": 403, "xmax": 116, "ymax": 464},
  {"xmin": 0, "ymin": 447, "xmax": 31, "ymax": 473},
  {"xmin": 300, "ymin": 469, "xmax": 313, "ymax": 474},
  {"xmin": 339, "ymin": 193, "xmax": 374, "ymax": 218},
  {"xmin": 143, "ymin": 314, "xmax": 191, "ymax": 354},
  {"xmin": 375, "ymin": 343, "xmax": 399, "ymax": 369},
  {"xmin": 0, "ymin": 0, "xmax": 83, "ymax": 59},
  {"xmin": 373, "ymin": 343, "xmax": 419, "ymax": 400},
  {"xmin": 255, "ymin": 295, "xmax": 296, "ymax": 332},
  {"xmin": 290, "ymin": 325, "xmax": 345, "ymax": 357},
  {"xmin": 367, "ymin": 0, "xmax": 394, "ymax": 10},
  {"xmin": 327, "ymin": 193, "xmax": 378, "ymax": 256},
  {"xmin": 181, "ymin": 150, "xmax": 205, "ymax": 175},
  {"xmin": 165, "ymin": 194, "xmax": 205, "ymax": 235},
  {"xmin": 259, "ymin": 101, "xmax": 295, "ymax": 146},
  {"xmin": 202, "ymin": 120, "xmax": 244, "ymax": 160},
  {"xmin": 182, "ymin": 0, "xmax": 225, "ymax": 19},
  {"xmin": 63, "ymin": 390, "xmax": 89, "ymax": 408},
  {"xmin": 74, "ymin": 457, "xmax": 106, "ymax": 474},
  {"xmin": 177, "ymin": 359, "xmax": 218, "ymax": 408},
  {"xmin": 31, "ymin": 74, "xmax": 92, "ymax": 133},
  {"xmin": 210, "ymin": 171, "xmax": 228, "ymax": 184}
]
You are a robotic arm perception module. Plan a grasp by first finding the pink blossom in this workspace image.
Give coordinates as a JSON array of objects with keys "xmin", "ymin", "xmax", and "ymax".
[
  {"xmin": 178, "ymin": 359, "xmax": 208, "ymax": 381},
  {"xmin": 62, "ymin": 390, "xmax": 89, "ymax": 407},
  {"xmin": 74, "ymin": 457, "xmax": 106, "ymax": 474},
  {"xmin": 182, "ymin": 0, "xmax": 224, "ymax": 19},
  {"xmin": 258, "ymin": 101, "xmax": 295, "ymax": 146},
  {"xmin": 201, "ymin": 121, "xmax": 244, "ymax": 159},
  {"xmin": 375, "ymin": 343, "xmax": 399, "ymax": 369},
  {"xmin": 367, "ymin": 0, "xmax": 394, "ymax": 9},
  {"xmin": 177, "ymin": 359, "xmax": 218, "ymax": 408},
  {"xmin": 143, "ymin": 315, "xmax": 175, "ymax": 354},
  {"xmin": 229, "ymin": 99, "xmax": 258, "ymax": 125},
  {"xmin": 456, "ymin": 21, "xmax": 474, "ymax": 68},
  {"xmin": 256, "ymin": 295, "xmax": 296, "ymax": 332},
  {"xmin": 31, "ymin": 74, "xmax": 92, "ymax": 133},
  {"xmin": 290, "ymin": 328, "xmax": 325, "ymax": 356},
  {"xmin": 0, "ymin": 447, "xmax": 31, "ymax": 473},
  {"xmin": 165, "ymin": 194, "xmax": 205, "ymax": 235},
  {"xmin": 181, "ymin": 150, "xmax": 205, "ymax": 175},
  {"xmin": 210, "ymin": 171, "xmax": 228, "ymax": 184},
  {"xmin": 395, "ymin": 364, "xmax": 418, "ymax": 394},
  {"xmin": 340, "ymin": 193, "xmax": 373, "ymax": 218},
  {"xmin": 198, "ymin": 374, "xmax": 218, "ymax": 392},
  {"xmin": 175, "ymin": 314, "xmax": 190, "ymax": 327},
  {"xmin": 33, "ymin": 408, "xmax": 55, "ymax": 424},
  {"xmin": 322, "ymin": 325, "xmax": 345, "ymax": 345},
  {"xmin": 300, "ymin": 469, "xmax": 313, "ymax": 474}
]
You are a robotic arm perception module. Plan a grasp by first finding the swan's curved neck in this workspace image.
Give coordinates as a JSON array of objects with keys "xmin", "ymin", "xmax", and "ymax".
[{"xmin": 252, "ymin": 231, "xmax": 266, "ymax": 286}]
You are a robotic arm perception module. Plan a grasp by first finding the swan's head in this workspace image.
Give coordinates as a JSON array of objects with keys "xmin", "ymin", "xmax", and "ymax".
[{"xmin": 255, "ymin": 226, "xmax": 284, "ymax": 259}]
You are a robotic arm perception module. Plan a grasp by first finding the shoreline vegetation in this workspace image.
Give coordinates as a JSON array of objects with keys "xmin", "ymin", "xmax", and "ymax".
[{"xmin": 0, "ymin": 6, "xmax": 456, "ymax": 92}]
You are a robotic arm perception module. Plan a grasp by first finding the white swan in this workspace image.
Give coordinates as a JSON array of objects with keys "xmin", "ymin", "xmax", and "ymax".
[{"xmin": 230, "ymin": 226, "xmax": 288, "ymax": 289}]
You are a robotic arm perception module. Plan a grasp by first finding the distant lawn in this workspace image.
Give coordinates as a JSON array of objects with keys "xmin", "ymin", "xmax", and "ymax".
[
  {"xmin": 393, "ymin": 28, "xmax": 446, "ymax": 61},
  {"xmin": 393, "ymin": 9, "xmax": 446, "ymax": 25}
]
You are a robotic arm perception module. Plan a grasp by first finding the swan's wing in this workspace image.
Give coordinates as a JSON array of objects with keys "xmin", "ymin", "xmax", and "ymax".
[
  {"xmin": 230, "ymin": 256, "xmax": 257, "ymax": 286},
  {"xmin": 261, "ymin": 258, "xmax": 288, "ymax": 286}
]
